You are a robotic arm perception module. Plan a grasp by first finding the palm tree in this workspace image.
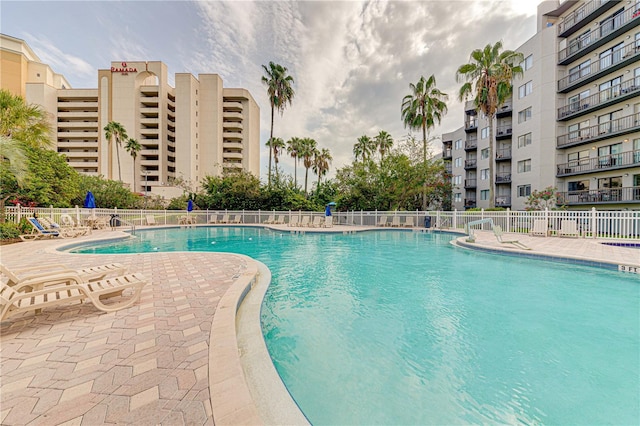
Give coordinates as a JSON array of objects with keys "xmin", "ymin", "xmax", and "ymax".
[
  {"xmin": 103, "ymin": 121, "xmax": 128, "ymax": 181},
  {"xmin": 286, "ymin": 137, "xmax": 302, "ymax": 188},
  {"xmin": 353, "ymin": 135, "xmax": 374, "ymax": 162},
  {"xmin": 261, "ymin": 61, "xmax": 295, "ymax": 187},
  {"xmin": 299, "ymin": 137, "xmax": 317, "ymax": 194},
  {"xmin": 401, "ymin": 75, "xmax": 448, "ymax": 210},
  {"xmin": 125, "ymin": 138, "xmax": 142, "ymax": 191},
  {"xmin": 312, "ymin": 148, "xmax": 333, "ymax": 192},
  {"xmin": 457, "ymin": 41, "xmax": 523, "ymax": 208},
  {"xmin": 375, "ymin": 130, "xmax": 393, "ymax": 160},
  {"xmin": 266, "ymin": 137, "xmax": 286, "ymax": 180},
  {"xmin": 0, "ymin": 89, "xmax": 51, "ymax": 149}
]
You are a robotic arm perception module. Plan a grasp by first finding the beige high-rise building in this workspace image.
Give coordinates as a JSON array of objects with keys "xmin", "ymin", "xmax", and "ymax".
[
  {"xmin": 1, "ymin": 34, "xmax": 260, "ymax": 196},
  {"xmin": 444, "ymin": 0, "xmax": 640, "ymax": 210}
]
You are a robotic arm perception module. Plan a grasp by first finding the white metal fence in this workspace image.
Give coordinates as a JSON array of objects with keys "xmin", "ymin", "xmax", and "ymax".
[{"xmin": 4, "ymin": 206, "xmax": 639, "ymax": 240}]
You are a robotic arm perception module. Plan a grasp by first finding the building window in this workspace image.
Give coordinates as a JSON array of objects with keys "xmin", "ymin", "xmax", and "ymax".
[
  {"xmin": 599, "ymin": 41, "xmax": 624, "ymax": 69},
  {"xmin": 480, "ymin": 190, "xmax": 489, "ymax": 200},
  {"xmin": 517, "ymin": 185, "xmax": 531, "ymax": 197},
  {"xmin": 568, "ymin": 150, "xmax": 590, "ymax": 167},
  {"xmin": 452, "ymin": 175, "xmax": 462, "ymax": 185},
  {"xmin": 481, "ymin": 127, "xmax": 489, "ymax": 139},
  {"xmin": 454, "ymin": 157, "xmax": 462, "ymax": 167},
  {"xmin": 481, "ymin": 148, "xmax": 489, "ymax": 159},
  {"xmin": 518, "ymin": 81, "xmax": 532, "ymax": 98},
  {"xmin": 568, "ymin": 60, "xmax": 591, "ymax": 82},
  {"xmin": 524, "ymin": 55, "xmax": 533, "ymax": 70},
  {"xmin": 480, "ymin": 168, "xmax": 489, "ymax": 180},
  {"xmin": 517, "ymin": 133, "xmax": 532, "ymax": 148},
  {"xmin": 568, "ymin": 180, "xmax": 589, "ymax": 191},
  {"xmin": 518, "ymin": 107, "xmax": 532, "ymax": 123},
  {"xmin": 518, "ymin": 159, "xmax": 532, "ymax": 173},
  {"xmin": 454, "ymin": 193, "xmax": 462, "ymax": 202},
  {"xmin": 454, "ymin": 139, "xmax": 463, "ymax": 150}
]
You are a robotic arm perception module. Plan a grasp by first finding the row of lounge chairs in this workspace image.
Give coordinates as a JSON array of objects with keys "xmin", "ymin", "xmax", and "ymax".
[
  {"xmin": 288, "ymin": 215, "xmax": 333, "ymax": 228},
  {"xmin": 530, "ymin": 219, "xmax": 580, "ymax": 238},
  {"xmin": 19, "ymin": 217, "xmax": 92, "ymax": 241},
  {"xmin": 376, "ymin": 216, "xmax": 415, "ymax": 228},
  {"xmin": 0, "ymin": 262, "xmax": 148, "ymax": 321},
  {"xmin": 208, "ymin": 214, "xmax": 242, "ymax": 224}
]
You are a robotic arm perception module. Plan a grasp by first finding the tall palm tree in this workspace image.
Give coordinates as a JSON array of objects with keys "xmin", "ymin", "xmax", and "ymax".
[
  {"xmin": 0, "ymin": 89, "xmax": 51, "ymax": 149},
  {"xmin": 125, "ymin": 137, "xmax": 142, "ymax": 191},
  {"xmin": 103, "ymin": 121, "xmax": 128, "ymax": 181},
  {"xmin": 266, "ymin": 137, "xmax": 286, "ymax": 180},
  {"xmin": 457, "ymin": 41, "xmax": 523, "ymax": 208},
  {"xmin": 401, "ymin": 74, "xmax": 448, "ymax": 210},
  {"xmin": 353, "ymin": 135, "xmax": 373, "ymax": 162},
  {"xmin": 299, "ymin": 137, "xmax": 317, "ymax": 194},
  {"xmin": 261, "ymin": 61, "xmax": 295, "ymax": 187},
  {"xmin": 286, "ymin": 136, "xmax": 302, "ymax": 188},
  {"xmin": 375, "ymin": 130, "xmax": 393, "ymax": 160},
  {"xmin": 312, "ymin": 148, "xmax": 332, "ymax": 192}
]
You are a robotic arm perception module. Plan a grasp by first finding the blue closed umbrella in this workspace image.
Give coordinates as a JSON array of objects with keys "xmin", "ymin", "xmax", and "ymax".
[
  {"xmin": 187, "ymin": 199, "xmax": 193, "ymax": 212},
  {"xmin": 325, "ymin": 205, "xmax": 332, "ymax": 216},
  {"xmin": 84, "ymin": 191, "xmax": 96, "ymax": 209}
]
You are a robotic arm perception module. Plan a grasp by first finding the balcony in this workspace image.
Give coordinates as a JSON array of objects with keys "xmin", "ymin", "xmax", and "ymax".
[
  {"xmin": 558, "ymin": 7, "xmax": 640, "ymax": 65},
  {"xmin": 557, "ymin": 0, "xmax": 619, "ymax": 38},
  {"xmin": 465, "ymin": 119, "xmax": 478, "ymax": 132},
  {"xmin": 444, "ymin": 163, "xmax": 452, "ymax": 174},
  {"xmin": 465, "ymin": 100, "xmax": 477, "ymax": 112},
  {"xmin": 464, "ymin": 198, "xmax": 477, "ymax": 209},
  {"xmin": 556, "ymin": 187, "xmax": 640, "ymax": 205},
  {"xmin": 224, "ymin": 111, "xmax": 244, "ymax": 121},
  {"xmin": 558, "ymin": 41, "xmax": 640, "ymax": 93},
  {"xmin": 496, "ymin": 102, "xmax": 513, "ymax": 118},
  {"xmin": 496, "ymin": 148, "xmax": 512, "ymax": 161},
  {"xmin": 496, "ymin": 124, "xmax": 512, "ymax": 140},
  {"xmin": 556, "ymin": 150, "xmax": 640, "ymax": 176},
  {"xmin": 558, "ymin": 78, "xmax": 640, "ymax": 121},
  {"xmin": 495, "ymin": 196, "xmax": 511, "ymax": 207},
  {"xmin": 223, "ymin": 101, "xmax": 243, "ymax": 112},
  {"xmin": 496, "ymin": 172, "xmax": 512, "ymax": 184},
  {"xmin": 465, "ymin": 138, "xmax": 478, "ymax": 151},
  {"xmin": 442, "ymin": 148, "xmax": 452, "ymax": 159},
  {"xmin": 224, "ymin": 121, "xmax": 243, "ymax": 131},
  {"xmin": 223, "ymin": 132, "xmax": 243, "ymax": 141},
  {"xmin": 464, "ymin": 159, "xmax": 477, "ymax": 170},
  {"xmin": 557, "ymin": 112, "xmax": 640, "ymax": 148},
  {"xmin": 464, "ymin": 179, "xmax": 477, "ymax": 189}
]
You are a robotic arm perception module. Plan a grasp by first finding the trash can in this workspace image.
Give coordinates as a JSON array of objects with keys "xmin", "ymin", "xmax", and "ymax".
[
  {"xmin": 109, "ymin": 214, "xmax": 121, "ymax": 228},
  {"xmin": 424, "ymin": 216, "xmax": 432, "ymax": 228}
]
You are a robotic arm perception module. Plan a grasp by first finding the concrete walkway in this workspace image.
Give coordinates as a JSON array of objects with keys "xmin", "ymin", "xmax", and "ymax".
[{"xmin": 1, "ymin": 225, "xmax": 637, "ymax": 425}]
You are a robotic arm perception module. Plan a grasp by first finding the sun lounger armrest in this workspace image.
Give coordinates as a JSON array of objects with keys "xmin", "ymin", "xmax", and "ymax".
[
  {"xmin": 11, "ymin": 264, "xmax": 71, "ymax": 275},
  {"xmin": 13, "ymin": 273, "xmax": 86, "ymax": 292},
  {"xmin": 7, "ymin": 284, "xmax": 86, "ymax": 302}
]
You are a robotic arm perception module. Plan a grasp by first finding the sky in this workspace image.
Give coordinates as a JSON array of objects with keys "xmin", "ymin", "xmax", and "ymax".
[{"xmin": 2, "ymin": 0, "xmax": 540, "ymax": 181}]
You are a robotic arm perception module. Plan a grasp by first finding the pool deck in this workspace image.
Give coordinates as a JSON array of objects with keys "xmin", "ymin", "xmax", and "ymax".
[{"xmin": 1, "ymin": 224, "xmax": 638, "ymax": 425}]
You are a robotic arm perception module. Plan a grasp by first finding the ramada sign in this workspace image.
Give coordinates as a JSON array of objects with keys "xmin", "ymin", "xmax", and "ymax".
[{"xmin": 111, "ymin": 62, "xmax": 138, "ymax": 74}]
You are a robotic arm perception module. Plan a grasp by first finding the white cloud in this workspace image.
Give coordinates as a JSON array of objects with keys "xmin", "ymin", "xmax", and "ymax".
[{"xmin": 21, "ymin": 33, "xmax": 94, "ymax": 83}]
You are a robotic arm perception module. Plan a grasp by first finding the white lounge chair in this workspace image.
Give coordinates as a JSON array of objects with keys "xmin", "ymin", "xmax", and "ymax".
[
  {"xmin": 530, "ymin": 219, "xmax": 548, "ymax": 237},
  {"xmin": 323, "ymin": 216, "xmax": 333, "ymax": 228},
  {"xmin": 403, "ymin": 217, "xmax": 414, "ymax": 228},
  {"xmin": 1, "ymin": 263, "xmax": 127, "ymax": 289},
  {"xmin": 310, "ymin": 216, "xmax": 323, "ymax": 227},
  {"xmin": 377, "ymin": 216, "xmax": 388, "ymax": 227},
  {"xmin": 390, "ymin": 216, "xmax": 401, "ymax": 228},
  {"xmin": 288, "ymin": 216, "xmax": 299, "ymax": 227},
  {"xmin": 264, "ymin": 214, "xmax": 275, "ymax": 224},
  {"xmin": 559, "ymin": 220, "xmax": 579, "ymax": 238},
  {"xmin": 300, "ymin": 216, "xmax": 311, "ymax": 227},
  {"xmin": 219, "ymin": 214, "xmax": 229, "ymax": 224},
  {"xmin": 146, "ymin": 215, "xmax": 157, "ymax": 226},
  {"xmin": 275, "ymin": 215, "xmax": 286, "ymax": 225},
  {"xmin": 60, "ymin": 214, "xmax": 91, "ymax": 235},
  {"xmin": 231, "ymin": 215, "xmax": 242, "ymax": 224},
  {"xmin": 20, "ymin": 218, "xmax": 61, "ymax": 241},
  {"xmin": 0, "ymin": 273, "xmax": 148, "ymax": 321},
  {"xmin": 492, "ymin": 225, "xmax": 531, "ymax": 250}
]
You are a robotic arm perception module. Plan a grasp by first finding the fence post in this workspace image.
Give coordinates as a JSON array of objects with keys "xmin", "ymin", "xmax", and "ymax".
[
  {"xmin": 452, "ymin": 209, "xmax": 457, "ymax": 230},
  {"xmin": 17, "ymin": 204, "xmax": 22, "ymax": 223},
  {"xmin": 591, "ymin": 207, "xmax": 597, "ymax": 238}
]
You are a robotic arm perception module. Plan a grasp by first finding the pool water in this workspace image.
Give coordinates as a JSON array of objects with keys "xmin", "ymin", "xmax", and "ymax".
[{"xmin": 72, "ymin": 227, "xmax": 639, "ymax": 425}]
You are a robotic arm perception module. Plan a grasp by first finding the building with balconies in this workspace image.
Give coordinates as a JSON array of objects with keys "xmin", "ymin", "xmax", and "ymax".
[
  {"xmin": 1, "ymin": 34, "xmax": 260, "ymax": 196},
  {"xmin": 443, "ymin": 0, "xmax": 639, "ymax": 210}
]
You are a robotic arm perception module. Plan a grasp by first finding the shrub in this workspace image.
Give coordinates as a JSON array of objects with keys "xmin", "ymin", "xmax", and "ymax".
[{"xmin": 0, "ymin": 222, "xmax": 20, "ymax": 240}]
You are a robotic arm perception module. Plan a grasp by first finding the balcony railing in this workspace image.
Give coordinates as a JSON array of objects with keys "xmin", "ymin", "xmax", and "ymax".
[
  {"xmin": 556, "ymin": 150, "xmax": 640, "ymax": 176},
  {"xmin": 557, "ymin": 187, "xmax": 640, "ymax": 205},
  {"xmin": 558, "ymin": 6, "xmax": 638, "ymax": 64},
  {"xmin": 465, "ymin": 119, "xmax": 478, "ymax": 131},
  {"xmin": 496, "ymin": 148, "xmax": 512, "ymax": 160},
  {"xmin": 464, "ymin": 179, "xmax": 477, "ymax": 188},
  {"xmin": 464, "ymin": 159, "xmax": 477, "ymax": 169},
  {"xmin": 465, "ymin": 139, "xmax": 478, "ymax": 150},
  {"xmin": 557, "ymin": 112, "xmax": 640, "ymax": 148},
  {"xmin": 558, "ymin": 78, "xmax": 640, "ymax": 120},
  {"xmin": 444, "ymin": 164, "xmax": 452, "ymax": 174},
  {"xmin": 442, "ymin": 148, "xmax": 452, "ymax": 159},
  {"xmin": 557, "ymin": 0, "xmax": 617, "ymax": 37},
  {"xmin": 557, "ymin": 41, "xmax": 640, "ymax": 93},
  {"xmin": 496, "ymin": 124, "xmax": 512, "ymax": 139},
  {"xmin": 495, "ymin": 196, "xmax": 511, "ymax": 207},
  {"xmin": 464, "ymin": 198, "xmax": 477, "ymax": 209},
  {"xmin": 496, "ymin": 172, "xmax": 512, "ymax": 184}
]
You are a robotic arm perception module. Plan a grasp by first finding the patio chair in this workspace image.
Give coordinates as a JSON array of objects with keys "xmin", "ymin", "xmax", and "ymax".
[
  {"xmin": 60, "ymin": 214, "xmax": 91, "ymax": 235},
  {"xmin": 310, "ymin": 216, "xmax": 323, "ymax": 227},
  {"xmin": 1, "ymin": 263, "xmax": 127, "ymax": 289},
  {"xmin": 390, "ymin": 216, "xmax": 401, "ymax": 228},
  {"xmin": 231, "ymin": 215, "xmax": 242, "ymax": 224},
  {"xmin": 146, "ymin": 215, "xmax": 157, "ymax": 226},
  {"xmin": 264, "ymin": 214, "xmax": 275, "ymax": 224},
  {"xmin": 403, "ymin": 217, "xmax": 414, "ymax": 228},
  {"xmin": 208, "ymin": 214, "xmax": 219, "ymax": 224},
  {"xmin": 530, "ymin": 219, "xmax": 548, "ymax": 237},
  {"xmin": 377, "ymin": 216, "xmax": 388, "ymax": 227},
  {"xmin": 1, "ymin": 273, "xmax": 148, "ymax": 321},
  {"xmin": 20, "ymin": 218, "xmax": 61, "ymax": 241},
  {"xmin": 559, "ymin": 220, "xmax": 580, "ymax": 238},
  {"xmin": 323, "ymin": 216, "xmax": 333, "ymax": 228},
  {"xmin": 219, "ymin": 214, "xmax": 229, "ymax": 224},
  {"xmin": 288, "ymin": 216, "xmax": 299, "ymax": 227},
  {"xmin": 275, "ymin": 215, "xmax": 286, "ymax": 225},
  {"xmin": 492, "ymin": 225, "xmax": 531, "ymax": 250},
  {"xmin": 300, "ymin": 216, "xmax": 311, "ymax": 227},
  {"xmin": 38, "ymin": 217, "xmax": 80, "ymax": 238}
]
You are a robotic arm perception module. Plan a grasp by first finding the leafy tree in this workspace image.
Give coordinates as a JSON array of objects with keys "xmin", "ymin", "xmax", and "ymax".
[
  {"xmin": 286, "ymin": 136, "xmax": 302, "ymax": 188},
  {"xmin": 299, "ymin": 137, "xmax": 317, "ymax": 194},
  {"xmin": 125, "ymin": 138, "xmax": 142, "ymax": 191},
  {"xmin": 266, "ymin": 137, "xmax": 286, "ymax": 180},
  {"xmin": 525, "ymin": 186, "xmax": 564, "ymax": 211},
  {"xmin": 103, "ymin": 121, "xmax": 128, "ymax": 181},
  {"xmin": 353, "ymin": 135, "xmax": 374, "ymax": 162},
  {"xmin": 72, "ymin": 175, "xmax": 142, "ymax": 209},
  {"xmin": 199, "ymin": 170, "xmax": 262, "ymax": 210},
  {"xmin": 375, "ymin": 130, "xmax": 393, "ymax": 160},
  {"xmin": 401, "ymin": 75, "xmax": 448, "ymax": 210},
  {"xmin": 457, "ymin": 41, "xmax": 523, "ymax": 207},
  {"xmin": 261, "ymin": 61, "xmax": 295, "ymax": 187},
  {"xmin": 0, "ymin": 89, "xmax": 52, "ymax": 149}
]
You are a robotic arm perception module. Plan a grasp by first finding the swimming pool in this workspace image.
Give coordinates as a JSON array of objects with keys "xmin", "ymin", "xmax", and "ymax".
[{"xmin": 72, "ymin": 227, "xmax": 639, "ymax": 424}]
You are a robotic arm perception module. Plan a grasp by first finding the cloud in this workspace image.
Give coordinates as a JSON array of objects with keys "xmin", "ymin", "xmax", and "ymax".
[{"xmin": 21, "ymin": 32, "xmax": 95, "ymax": 83}]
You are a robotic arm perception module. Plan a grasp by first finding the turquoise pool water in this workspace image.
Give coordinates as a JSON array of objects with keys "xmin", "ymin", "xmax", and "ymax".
[{"xmin": 72, "ymin": 227, "xmax": 639, "ymax": 425}]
